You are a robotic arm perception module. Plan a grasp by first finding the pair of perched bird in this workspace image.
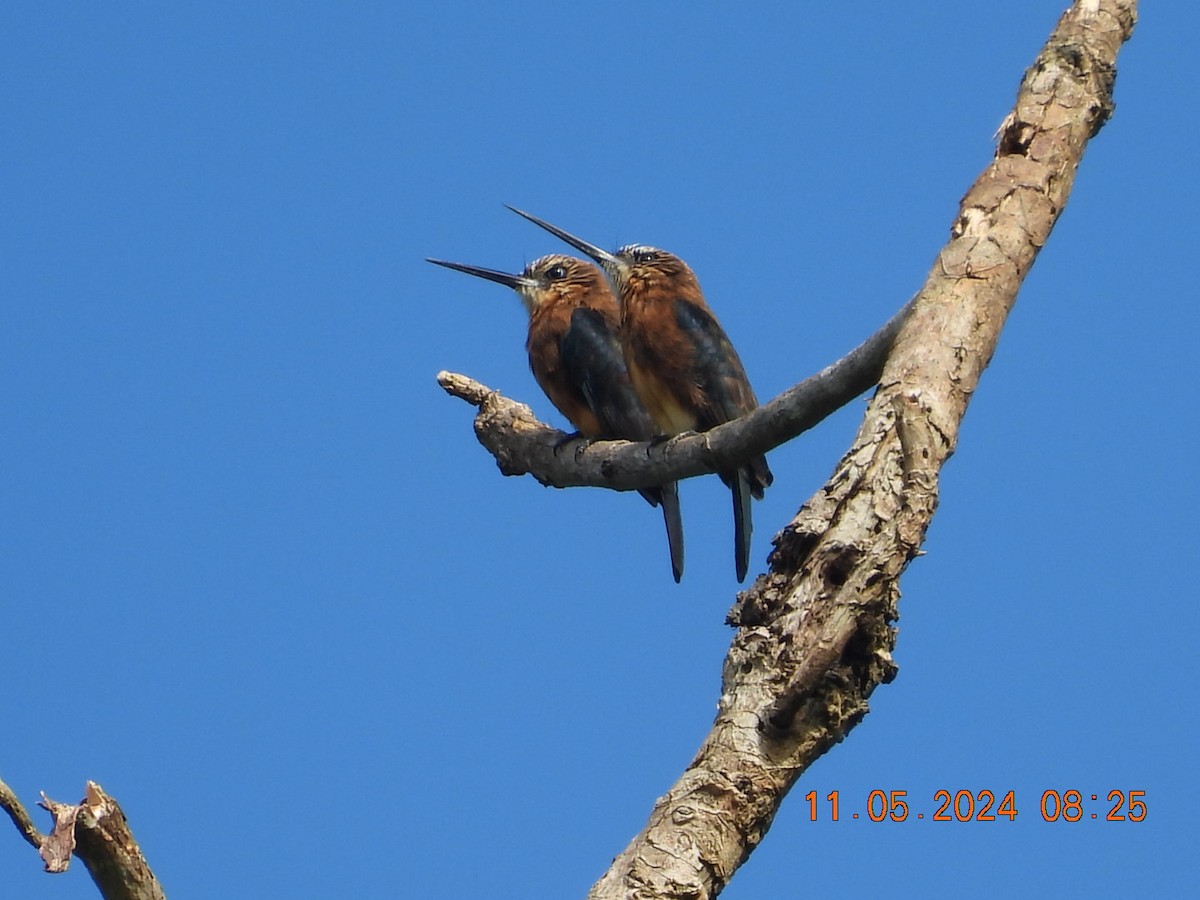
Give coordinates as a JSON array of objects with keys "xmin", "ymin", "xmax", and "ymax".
[{"xmin": 429, "ymin": 208, "xmax": 772, "ymax": 583}]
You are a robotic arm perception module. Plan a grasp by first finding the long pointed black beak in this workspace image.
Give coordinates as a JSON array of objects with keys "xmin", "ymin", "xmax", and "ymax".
[
  {"xmin": 504, "ymin": 206, "xmax": 623, "ymax": 271},
  {"xmin": 426, "ymin": 257, "xmax": 535, "ymax": 291}
]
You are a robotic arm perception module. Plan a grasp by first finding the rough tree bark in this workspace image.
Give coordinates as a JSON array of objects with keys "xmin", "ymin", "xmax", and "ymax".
[{"xmin": 440, "ymin": 2, "xmax": 1138, "ymax": 898}]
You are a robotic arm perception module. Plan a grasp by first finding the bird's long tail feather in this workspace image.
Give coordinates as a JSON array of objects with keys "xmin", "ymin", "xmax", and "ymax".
[
  {"xmin": 732, "ymin": 469, "xmax": 753, "ymax": 583},
  {"xmin": 659, "ymin": 481, "xmax": 685, "ymax": 583}
]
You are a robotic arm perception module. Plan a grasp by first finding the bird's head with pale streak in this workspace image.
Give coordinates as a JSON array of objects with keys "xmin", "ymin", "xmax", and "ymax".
[
  {"xmin": 425, "ymin": 253, "xmax": 610, "ymax": 316},
  {"xmin": 611, "ymin": 244, "xmax": 702, "ymax": 299},
  {"xmin": 518, "ymin": 254, "xmax": 613, "ymax": 314}
]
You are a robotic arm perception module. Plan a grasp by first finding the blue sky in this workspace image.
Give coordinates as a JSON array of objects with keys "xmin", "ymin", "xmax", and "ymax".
[{"xmin": 3, "ymin": 2, "xmax": 1194, "ymax": 897}]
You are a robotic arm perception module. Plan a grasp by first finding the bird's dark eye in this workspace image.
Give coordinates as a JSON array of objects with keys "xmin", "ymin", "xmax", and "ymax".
[
  {"xmin": 634, "ymin": 249, "xmax": 659, "ymax": 263},
  {"xmin": 545, "ymin": 264, "xmax": 568, "ymax": 280}
]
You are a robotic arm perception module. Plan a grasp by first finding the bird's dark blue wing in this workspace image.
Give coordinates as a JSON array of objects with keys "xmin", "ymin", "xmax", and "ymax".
[
  {"xmin": 675, "ymin": 298, "xmax": 773, "ymax": 517},
  {"xmin": 673, "ymin": 298, "xmax": 759, "ymax": 427},
  {"xmin": 562, "ymin": 307, "xmax": 686, "ymax": 580},
  {"xmin": 561, "ymin": 307, "xmax": 657, "ymax": 441}
]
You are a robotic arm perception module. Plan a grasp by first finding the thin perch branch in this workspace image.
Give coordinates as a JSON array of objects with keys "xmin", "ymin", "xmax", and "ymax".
[{"xmin": 438, "ymin": 294, "xmax": 916, "ymax": 491}]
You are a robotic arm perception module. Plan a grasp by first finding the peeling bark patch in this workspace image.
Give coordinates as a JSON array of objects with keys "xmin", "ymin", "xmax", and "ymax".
[{"xmin": 37, "ymin": 797, "xmax": 79, "ymax": 873}]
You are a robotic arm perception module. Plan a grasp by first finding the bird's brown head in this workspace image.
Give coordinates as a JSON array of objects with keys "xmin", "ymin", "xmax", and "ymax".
[
  {"xmin": 518, "ymin": 254, "xmax": 613, "ymax": 314},
  {"xmin": 426, "ymin": 253, "xmax": 610, "ymax": 316},
  {"xmin": 612, "ymin": 245, "xmax": 702, "ymax": 300}
]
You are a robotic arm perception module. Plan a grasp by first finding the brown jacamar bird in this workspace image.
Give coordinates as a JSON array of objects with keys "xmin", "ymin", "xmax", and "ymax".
[
  {"xmin": 504, "ymin": 208, "xmax": 772, "ymax": 582},
  {"xmin": 427, "ymin": 252, "xmax": 685, "ymax": 582}
]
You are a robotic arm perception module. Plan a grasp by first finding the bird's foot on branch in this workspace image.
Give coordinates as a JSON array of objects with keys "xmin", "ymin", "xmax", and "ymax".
[{"xmin": 553, "ymin": 431, "xmax": 594, "ymax": 459}]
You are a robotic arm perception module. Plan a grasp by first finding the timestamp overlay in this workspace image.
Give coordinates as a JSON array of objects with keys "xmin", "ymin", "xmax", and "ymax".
[{"xmin": 798, "ymin": 789, "xmax": 1147, "ymax": 823}]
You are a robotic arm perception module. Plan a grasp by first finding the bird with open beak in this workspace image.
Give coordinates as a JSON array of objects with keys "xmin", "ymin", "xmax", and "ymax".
[{"xmin": 427, "ymin": 252, "xmax": 686, "ymax": 583}]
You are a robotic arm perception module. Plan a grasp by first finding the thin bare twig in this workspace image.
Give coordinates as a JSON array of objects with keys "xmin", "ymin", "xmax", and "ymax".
[{"xmin": 0, "ymin": 777, "xmax": 44, "ymax": 851}]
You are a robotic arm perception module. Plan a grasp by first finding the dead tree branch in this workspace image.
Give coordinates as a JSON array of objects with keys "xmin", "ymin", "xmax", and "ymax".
[{"xmin": 1, "ymin": 778, "xmax": 165, "ymax": 900}]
